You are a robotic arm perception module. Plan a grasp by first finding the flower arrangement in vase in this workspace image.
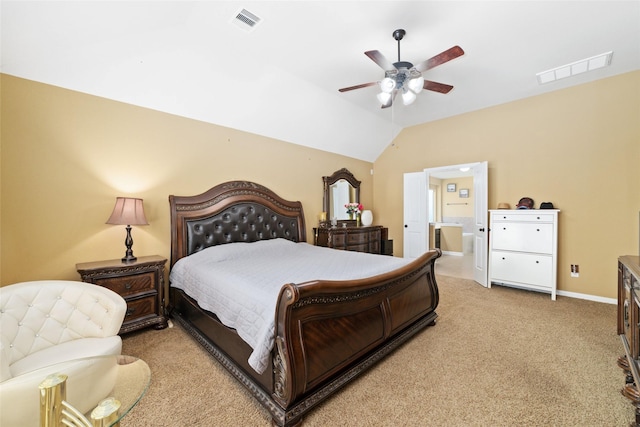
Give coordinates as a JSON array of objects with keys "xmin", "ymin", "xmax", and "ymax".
[{"xmin": 345, "ymin": 203, "xmax": 363, "ymax": 221}]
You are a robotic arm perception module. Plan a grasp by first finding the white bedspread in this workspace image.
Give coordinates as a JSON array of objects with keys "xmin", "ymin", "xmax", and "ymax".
[{"xmin": 169, "ymin": 238, "xmax": 412, "ymax": 374}]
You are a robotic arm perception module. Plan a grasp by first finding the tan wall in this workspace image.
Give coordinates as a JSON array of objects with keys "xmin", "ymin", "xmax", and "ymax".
[
  {"xmin": 373, "ymin": 71, "xmax": 640, "ymax": 300},
  {"xmin": 441, "ymin": 176, "xmax": 474, "ymax": 218},
  {"xmin": 0, "ymin": 75, "xmax": 373, "ymax": 285},
  {"xmin": 2, "ymin": 72, "xmax": 639, "ymax": 301}
]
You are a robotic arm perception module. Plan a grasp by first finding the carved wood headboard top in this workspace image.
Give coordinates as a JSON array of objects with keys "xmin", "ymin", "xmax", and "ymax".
[{"xmin": 168, "ymin": 181, "xmax": 306, "ymax": 268}]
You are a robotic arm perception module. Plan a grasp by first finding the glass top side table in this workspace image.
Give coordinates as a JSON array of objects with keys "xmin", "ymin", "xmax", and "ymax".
[{"xmin": 1, "ymin": 354, "xmax": 150, "ymax": 427}]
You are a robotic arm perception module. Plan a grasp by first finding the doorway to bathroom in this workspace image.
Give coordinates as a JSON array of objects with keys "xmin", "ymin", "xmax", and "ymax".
[{"xmin": 403, "ymin": 161, "xmax": 488, "ymax": 286}]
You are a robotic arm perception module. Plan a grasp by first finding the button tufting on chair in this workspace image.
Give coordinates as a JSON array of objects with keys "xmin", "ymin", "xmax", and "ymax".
[{"xmin": 1, "ymin": 280, "xmax": 127, "ymax": 427}]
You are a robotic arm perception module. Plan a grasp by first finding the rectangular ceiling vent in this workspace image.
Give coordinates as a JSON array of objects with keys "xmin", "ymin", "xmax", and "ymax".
[
  {"xmin": 231, "ymin": 8, "xmax": 262, "ymax": 32},
  {"xmin": 536, "ymin": 51, "xmax": 613, "ymax": 84}
]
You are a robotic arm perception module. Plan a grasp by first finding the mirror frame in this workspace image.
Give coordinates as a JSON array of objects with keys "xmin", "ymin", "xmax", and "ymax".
[{"xmin": 322, "ymin": 168, "xmax": 361, "ymax": 217}]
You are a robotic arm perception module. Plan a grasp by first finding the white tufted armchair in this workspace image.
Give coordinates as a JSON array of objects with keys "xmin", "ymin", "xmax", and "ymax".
[{"xmin": 0, "ymin": 280, "xmax": 127, "ymax": 426}]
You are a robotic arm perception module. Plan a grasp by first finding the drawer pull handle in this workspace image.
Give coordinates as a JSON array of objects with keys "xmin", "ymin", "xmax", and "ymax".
[
  {"xmin": 124, "ymin": 283, "xmax": 132, "ymax": 290},
  {"xmin": 536, "ymin": 261, "xmax": 539, "ymax": 264},
  {"xmin": 536, "ymin": 229, "xmax": 540, "ymax": 232}
]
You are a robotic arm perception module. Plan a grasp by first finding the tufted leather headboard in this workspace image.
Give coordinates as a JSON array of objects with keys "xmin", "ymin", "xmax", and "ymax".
[{"xmin": 169, "ymin": 181, "xmax": 306, "ymax": 268}]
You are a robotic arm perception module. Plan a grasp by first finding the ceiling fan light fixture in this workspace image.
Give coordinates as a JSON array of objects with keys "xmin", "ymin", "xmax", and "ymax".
[
  {"xmin": 377, "ymin": 92, "xmax": 392, "ymax": 105},
  {"xmin": 401, "ymin": 89, "xmax": 416, "ymax": 105},
  {"xmin": 408, "ymin": 75, "xmax": 424, "ymax": 94},
  {"xmin": 338, "ymin": 29, "xmax": 464, "ymax": 109},
  {"xmin": 379, "ymin": 77, "xmax": 395, "ymax": 93}
]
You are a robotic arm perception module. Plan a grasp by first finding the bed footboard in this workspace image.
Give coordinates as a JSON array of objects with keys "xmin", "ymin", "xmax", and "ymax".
[{"xmin": 272, "ymin": 249, "xmax": 440, "ymax": 425}]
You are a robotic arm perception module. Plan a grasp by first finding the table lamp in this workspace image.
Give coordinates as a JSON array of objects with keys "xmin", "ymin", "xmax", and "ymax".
[{"xmin": 106, "ymin": 197, "xmax": 149, "ymax": 263}]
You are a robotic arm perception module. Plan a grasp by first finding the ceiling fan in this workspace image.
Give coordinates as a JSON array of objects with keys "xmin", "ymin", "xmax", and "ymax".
[{"xmin": 339, "ymin": 29, "xmax": 464, "ymax": 108}]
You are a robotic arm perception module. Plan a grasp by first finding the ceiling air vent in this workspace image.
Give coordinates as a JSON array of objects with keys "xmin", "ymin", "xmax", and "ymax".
[
  {"xmin": 536, "ymin": 51, "xmax": 613, "ymax": 84},
  {"xmin": 232, "ymin": 8, "xmax": 262, "ymax": 32}
]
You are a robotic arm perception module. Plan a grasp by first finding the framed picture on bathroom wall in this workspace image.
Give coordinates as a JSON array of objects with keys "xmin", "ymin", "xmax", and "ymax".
[
  {"xmin": 447, "ymin": 183, "xmax": 456, "ymax": 192},
  {"xmin": 459, "ymin": 188, "xmax": 469, "ymax": 198}
]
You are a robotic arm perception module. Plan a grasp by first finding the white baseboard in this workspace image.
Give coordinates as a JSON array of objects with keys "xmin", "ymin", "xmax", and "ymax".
[{"xmin": 557, "ymin": 290, "xmax": 617, "ymax": 305}]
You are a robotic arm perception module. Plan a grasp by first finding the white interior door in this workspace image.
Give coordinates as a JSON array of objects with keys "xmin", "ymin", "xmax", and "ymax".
[
  {"xmin": 472, "ymin": 161, "xmax": 488, "ymax": 286},
  {"xmin": 403, "ymin": 172, "xmax": 428, "ymax": 259}
]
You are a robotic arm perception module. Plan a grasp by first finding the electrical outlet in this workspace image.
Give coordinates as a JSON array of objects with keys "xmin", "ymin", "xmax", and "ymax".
[{"xmin": 571, "ymin": 264, "xmax": 580, "ymax": 278}]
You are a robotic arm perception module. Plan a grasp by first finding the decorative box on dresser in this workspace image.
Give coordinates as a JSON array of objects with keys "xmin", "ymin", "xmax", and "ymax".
[
  {"xmin": 617, "ymin": 255, "xmax": 640, "ymax": 426},
  {"xmin": 488, "ymin": 209, "xmax": 560, "ymax": 300},
  {"xmin": 314, "ymin": 225, "xmax": 387, "ymax": 255},
  {"xmin": 76, "ymin": 255, "xmax": 168, "ymax": 334}
]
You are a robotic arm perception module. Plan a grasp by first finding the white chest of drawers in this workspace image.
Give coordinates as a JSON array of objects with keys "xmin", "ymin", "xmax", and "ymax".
[{"xmin": 488, "ymin": 209, "xmax": 560, "ymax": 300}]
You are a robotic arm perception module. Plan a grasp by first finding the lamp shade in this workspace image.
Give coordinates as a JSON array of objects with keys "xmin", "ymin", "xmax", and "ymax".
[
  {"xmin": 377, "ymin": 92, "xmax": 392, "ymax": 105},
  {"xmin": 407, "ymin": 75, "xmax": 424, "ymax": 94},
  {"xmin": 106, "ymin": 197, "xmax": 149, "ymax": 226},
  {"xmin": 401, "ymin": 89, "xmax": 416, "ymax": 105},
  {"xmin": 379, "ymin": 77, "xmax": 395, "ymax": 93}
]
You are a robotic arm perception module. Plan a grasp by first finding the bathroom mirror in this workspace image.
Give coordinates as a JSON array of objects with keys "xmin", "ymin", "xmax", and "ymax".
[{"xmin": 323, "ymin": 168, "xmax": 360, "ymax": 221}]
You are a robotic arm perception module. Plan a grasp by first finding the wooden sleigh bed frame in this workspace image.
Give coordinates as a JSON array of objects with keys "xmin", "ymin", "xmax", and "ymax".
[{"xmin": 168, "ymin": 180, "xmax": 441, "ymax": 426}]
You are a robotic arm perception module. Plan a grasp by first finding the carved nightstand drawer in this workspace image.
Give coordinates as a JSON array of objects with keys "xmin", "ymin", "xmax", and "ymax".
[
  {"xmin": 124, "ymin": 296, "xmax": 158, "ymax": 323},
  {"xmin": 95, "ymin": 272, "xmax": 155, "ymax": 298},
  {"xmin": 77, "ymin": 255, "xmax": 168, "ymax": 334}
]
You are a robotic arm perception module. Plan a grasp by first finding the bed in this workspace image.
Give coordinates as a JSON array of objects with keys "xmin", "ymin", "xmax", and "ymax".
[{"xmin": 168, "ymin": 180, "xmax": 441, "ymax": 426}]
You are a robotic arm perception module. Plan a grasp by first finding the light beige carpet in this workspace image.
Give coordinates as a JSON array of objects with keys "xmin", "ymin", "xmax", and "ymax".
[{"xmin": 121, "ymin": 275, "xmax": 633, "ymax": 426}]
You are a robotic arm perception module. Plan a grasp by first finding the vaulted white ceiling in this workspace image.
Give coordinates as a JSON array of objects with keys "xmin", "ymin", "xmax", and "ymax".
[{"xmin": 2, "ymin": 1, "xmax": 639, "ymax": 162}]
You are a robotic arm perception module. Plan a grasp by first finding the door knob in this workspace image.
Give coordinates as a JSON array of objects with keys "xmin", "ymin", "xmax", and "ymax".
[{"xmin": 479, "ymin": 228, "xmax": 485, "ymax": 232}]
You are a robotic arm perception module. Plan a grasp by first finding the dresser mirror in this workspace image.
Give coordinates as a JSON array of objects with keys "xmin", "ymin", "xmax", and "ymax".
[{"xmin": 323, "ymin": 168, "xmax": 360, "ymax": 222}]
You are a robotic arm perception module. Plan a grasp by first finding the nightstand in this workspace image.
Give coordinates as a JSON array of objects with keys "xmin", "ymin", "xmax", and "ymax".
[{"xmin": 76, "ymin": 255, "xmax": 168, "ymax": 334}]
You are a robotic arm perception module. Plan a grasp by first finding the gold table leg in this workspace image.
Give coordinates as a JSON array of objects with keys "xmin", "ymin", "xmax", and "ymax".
[
  {"xmin": 39, "ymin": 373, "xmax": 67, "ymax": 427},
  {"xmin": 39, "ymin": 373, "xmax": 121, "ymax": 427},
  {"xmin": 91, "ymin": 397, "xmax": 122, "ymax": 427}
]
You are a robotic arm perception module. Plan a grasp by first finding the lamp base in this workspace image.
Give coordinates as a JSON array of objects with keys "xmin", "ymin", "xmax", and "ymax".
[
  {"xmin": 121, "ymin": 255, "xmax": 137, "ymax": 263},
  {"xmin": 121, "ymin": 225, "xmax": 137, "ymax": 263}
]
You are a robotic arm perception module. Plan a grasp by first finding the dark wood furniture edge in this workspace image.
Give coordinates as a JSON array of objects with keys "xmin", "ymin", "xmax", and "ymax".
[
  {"xmin": 172, "ymin": 297, "xmax": 436, "ymax": 426},
  {"xmin": 618, "ymin": 255, "xmax": 640, "ymax": 426}
]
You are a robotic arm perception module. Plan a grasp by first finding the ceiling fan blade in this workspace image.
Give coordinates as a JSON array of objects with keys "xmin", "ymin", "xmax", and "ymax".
[
  {"xmin": 423, "ymin": 80, "xmax": 454, "ymax": 94},
  {"xmin": 365, "ymin": 50, "xmax": 396, "ymax": 71},
  {"xmin": 414, "ymin": 45, "xmax": 464, "ymax": 73},
  {"xmin": 338, "ymin": 82, "xmax": 378, "ymax": 92}
]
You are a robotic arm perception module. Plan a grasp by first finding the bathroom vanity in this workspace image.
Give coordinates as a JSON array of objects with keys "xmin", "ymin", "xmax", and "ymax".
[{"xmin": 429, "ymin": 223, "xmax": 473, "ymax": 255}]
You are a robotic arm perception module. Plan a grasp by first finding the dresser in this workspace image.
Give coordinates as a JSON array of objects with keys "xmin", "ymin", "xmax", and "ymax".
[
  {"xmin": 76, "ymin": 255, "xmax": 168, "ymax": 334},
  {"xmin": 314, "ymin": 226, "xmax": 386, "ymax": 255},
  {"xmin": 617, "ymin": 256, "xmax": 640, "ymax": 426},
  {"xmin": 488, "ymin": 210, "xmax": 559, "ymax": 300}
]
